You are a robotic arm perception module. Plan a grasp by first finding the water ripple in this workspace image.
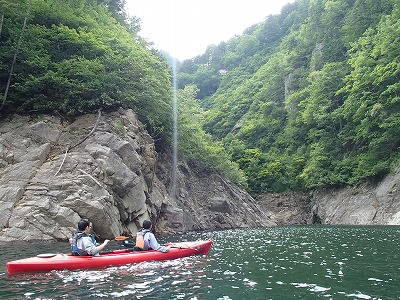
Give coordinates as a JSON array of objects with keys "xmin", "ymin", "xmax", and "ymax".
[{"xmin": 1, "ymin": 226, "xmax": 399, "ymax": 299}]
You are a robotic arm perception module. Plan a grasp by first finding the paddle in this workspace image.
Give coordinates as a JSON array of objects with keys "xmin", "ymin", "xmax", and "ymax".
[
  {"xmin": 34, "ymin": 237, "xmax": 131, "ymax": 258},
  {"xmin": 114, "ymin": 236, "xmax": 131, "ymax": 241},
  {"xmin": 114, "ymin": 236, "xmax": 197, "ymax": 250},
  {"xmin": 168, "ymin": 243, "xmax": 198, "ymax": 251}
]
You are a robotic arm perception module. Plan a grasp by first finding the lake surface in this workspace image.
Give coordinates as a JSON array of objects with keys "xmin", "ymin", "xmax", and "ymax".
[{"xmin": 0, "ymin": 226, "xmax": 399, "ymax": 299}]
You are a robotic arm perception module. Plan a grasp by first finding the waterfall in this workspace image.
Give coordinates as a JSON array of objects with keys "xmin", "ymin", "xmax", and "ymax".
[{"xmin": 171, "ymin": 58, "xmax": 178, "ymax": 201}]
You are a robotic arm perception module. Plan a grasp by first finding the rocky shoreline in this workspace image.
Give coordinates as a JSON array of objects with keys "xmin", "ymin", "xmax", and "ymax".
[
  {"xmin": 0, "ymin": 110, "xmax": 398, "ymax": 243},
  {"xmin": 0, "ymin": 110, "xmax": 274, "ymax": 242}
]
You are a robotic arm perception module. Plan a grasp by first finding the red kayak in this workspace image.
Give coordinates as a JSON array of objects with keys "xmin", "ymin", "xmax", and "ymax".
[{"xmin": 6, "ymin": 240, "xmax": 212, "ymax": 274}]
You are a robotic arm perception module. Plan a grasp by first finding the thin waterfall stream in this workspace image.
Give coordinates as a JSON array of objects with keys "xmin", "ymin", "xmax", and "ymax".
[{"xmin": 171, "ymin": 58, "xmax": 178, "ymax": 201}]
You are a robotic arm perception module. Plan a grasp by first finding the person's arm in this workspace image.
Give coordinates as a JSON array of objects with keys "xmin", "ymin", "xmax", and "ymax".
[
  {"xmin": 80, "ymin": 237, "xmax": 109, "ymax": 255},
  {"xmin": 96, "ymin": 239, "xmax": 110, "ymax": 253},
  {"xmin": 148, "ymin": 233, "xmax": 169, "ymax": 253}
]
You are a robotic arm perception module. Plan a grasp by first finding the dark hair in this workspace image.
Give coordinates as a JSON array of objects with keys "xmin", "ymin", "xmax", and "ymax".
[
  {"xmin": 78, "ymin": 219, "xmax": 90, "ymax": 231},
  {"xmin": 142, "ymin": 220, "xmax": 152, "ymax": 230}
]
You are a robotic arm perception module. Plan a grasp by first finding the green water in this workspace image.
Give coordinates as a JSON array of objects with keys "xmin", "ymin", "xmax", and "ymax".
[{"xmin": 0, "ymin": 226, "xmax": 399, "ymax": 299}]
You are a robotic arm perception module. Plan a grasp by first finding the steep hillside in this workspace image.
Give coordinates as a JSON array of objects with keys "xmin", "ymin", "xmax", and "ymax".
[{"xmin": 178, "ymin": 0, "xmax": 400, "ymax": 194}]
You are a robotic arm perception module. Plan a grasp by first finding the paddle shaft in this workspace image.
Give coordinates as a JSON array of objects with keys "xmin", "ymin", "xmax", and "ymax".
[{"xmin": 115, "ymin": 236, "xmax": 198, "ymax": 251}]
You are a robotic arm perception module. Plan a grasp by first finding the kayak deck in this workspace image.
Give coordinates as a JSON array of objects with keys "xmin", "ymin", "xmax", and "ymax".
[{"xmin": 6, "ymin": 240, "xmax": 212, "ymax": 274}]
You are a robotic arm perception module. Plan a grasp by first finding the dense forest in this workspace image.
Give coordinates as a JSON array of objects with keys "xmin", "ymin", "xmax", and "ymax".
[
  {"xmin": 178, "ymin": 0, "xmax": 400, "ymax": 194},
  {"xmin": 0, "ymin": 0, "xmax": 242, "ymax": 183},
  {"xmin": 1, "ymin": 0, "xmax": 399, "ymax": 196},
  {"xmin": 0, "ymin": 0, "xmax": 173, "ymax": 144}
]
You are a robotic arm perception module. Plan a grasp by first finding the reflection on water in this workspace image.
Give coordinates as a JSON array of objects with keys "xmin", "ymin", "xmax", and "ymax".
[{"xmin": 1, "ymin": 226, "xmax": 399, "ymax": 299}]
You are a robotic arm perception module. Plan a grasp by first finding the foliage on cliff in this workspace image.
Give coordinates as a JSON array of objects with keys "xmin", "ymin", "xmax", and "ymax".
[
  {"xmin": 178, "ymin": 0, "xmax": 400, "ymax": 193},
  {"xmin": 0, "ymin": 0, "xmax": 244, "ymax": 184},
  {"xmin": 2, "ymin": 0, "xmax": 400, "ymax": 192},
  {"xmin": 177, "ymin": 84, "xmax": 246, "ymax": 184},
  {"xmin": 0, "ymin": 0, "xmax": 171, "ymax": 142}
]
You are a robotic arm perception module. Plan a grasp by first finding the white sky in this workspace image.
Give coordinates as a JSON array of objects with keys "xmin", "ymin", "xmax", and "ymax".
[{"xmin": 126, "ymin": 0, "xmax": 296, "ymax": 60}]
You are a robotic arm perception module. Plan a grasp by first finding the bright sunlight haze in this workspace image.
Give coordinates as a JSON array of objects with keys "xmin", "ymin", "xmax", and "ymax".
[{"xmin": 126, "ymin": 0, "xmax": 296, "ymax": 60}]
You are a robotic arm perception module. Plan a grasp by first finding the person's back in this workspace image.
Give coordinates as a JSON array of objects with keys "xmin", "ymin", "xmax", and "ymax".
[
  {"xmin": 69, "ymin": 231, "xmax": 88, "ymax": 255},
  {"xmin": 135, "ymin": 229, "xmax": 151, "ymax": 250},
  {"xmin": 135, "ymin": 220, "xmax": 169, "ymax": 253}
]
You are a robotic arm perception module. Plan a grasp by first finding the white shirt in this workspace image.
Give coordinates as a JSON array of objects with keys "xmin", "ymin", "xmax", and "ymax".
[{"xmin": 140, "ymin": 230, "xmax": 169, "ymax": 252}]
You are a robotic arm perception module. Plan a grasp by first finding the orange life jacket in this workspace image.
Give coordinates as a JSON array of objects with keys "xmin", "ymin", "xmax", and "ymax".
[{"xmin": 135, "ymin": 230, "xmax": 150, "ymax": 250}]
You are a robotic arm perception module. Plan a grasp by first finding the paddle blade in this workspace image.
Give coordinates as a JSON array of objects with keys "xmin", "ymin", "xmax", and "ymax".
[
  {"xmin": 123, "ymin": 240, "xmax": 135, "ymax": 248},
  {"xmin": 114, "ymin": 236, "xmax": 130, "ymax": 241}
]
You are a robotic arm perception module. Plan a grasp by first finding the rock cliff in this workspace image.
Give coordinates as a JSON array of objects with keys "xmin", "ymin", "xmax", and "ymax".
[
  {"xmin": 257, "ymin": 192, "xmax": 311, "ymax": 226},
  {"xmin": 1, "ymin": 110, "xmax": 398, "ymax": 243},
  {"xmin": 311, "ymin": 165, "xmax": 400, "ymax": 225},
  {"xmin": 0, "ymin": 110, "xmax": 274, "ymax": 242},
  {"xmin": 257, "ymin": 167, "xmax": 400, "ymax": 226}
]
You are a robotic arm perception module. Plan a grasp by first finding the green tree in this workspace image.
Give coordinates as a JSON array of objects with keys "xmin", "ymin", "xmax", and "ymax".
[
  {"xmin": 0, "ymin": 0, "xmax": 173, "ymax": 148},
  {"xmin": 180, "ymin": 0, "xmax": 400, "ymax": 193},
  {"xmin": 177, "ymin": 85, "xmax": 245, "ymax": 185},
  {"xmin": 338, "ymin": 5, "xmax": 400, "ymax": 180}
]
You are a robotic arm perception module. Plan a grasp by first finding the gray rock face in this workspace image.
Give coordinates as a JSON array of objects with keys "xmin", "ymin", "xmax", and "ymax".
[
  {"xmin": 156, "ymin": 158, "xmax": 272, "ymax": 234},
  {"xmin": 311, "ymin": 165, "xmax": 400, "ymax": 225},
  {"xmin": 257, "ymin": 192, "xmax": 311, "ymax": 226},
  {"xmin": 257, "ymin": 167, "xmax": 400, "ymax": 226},
  {"xmin": 0, "ymin": 110, "xmax": 274, "ymax": 242}
]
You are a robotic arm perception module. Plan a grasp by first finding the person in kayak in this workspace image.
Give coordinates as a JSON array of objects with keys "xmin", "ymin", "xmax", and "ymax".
[
  {"xmin": 135, "ymin": 220, "xmax": 169, "ymax": 252},
  {"xmin": 70, "ymin": 219, "xmax": 110, "ymax": 256}
]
